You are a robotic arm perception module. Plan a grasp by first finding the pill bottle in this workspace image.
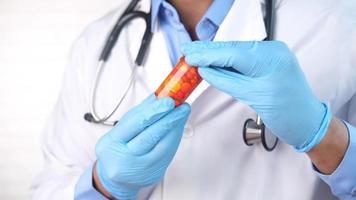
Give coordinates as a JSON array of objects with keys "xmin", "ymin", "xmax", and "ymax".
[{"xmin": 155, "ymin": 57, "xmax": 202, "ymax": 106}]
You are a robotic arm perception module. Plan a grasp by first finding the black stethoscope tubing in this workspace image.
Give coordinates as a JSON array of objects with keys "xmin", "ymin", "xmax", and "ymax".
[
  {"xmin": 99, "ymin": 1, "xmax": 153, "ymax": 65},
  {"xmin": 84, "ymin": 0, "xmax": 152, "ymax": 125},
  {"xmin": 84, "ymin": 0, "xmax": 278, "ymax": 151}
]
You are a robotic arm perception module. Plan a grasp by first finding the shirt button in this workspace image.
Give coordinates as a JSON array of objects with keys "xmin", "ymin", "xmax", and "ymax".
[
  {"xmin": 183, "ymin": 124, "xmax": 194, "ymax": 138},
  {"xmin": 352, "ymin": 186, "xmax": 356, "ymax": 196},
  {"xmin": 164, "ymin": 9, "xmax": 173, "ymax": 17},
  {"xmin": 203, "ymin": 20, "xmax": 210, "ymax": 26}
]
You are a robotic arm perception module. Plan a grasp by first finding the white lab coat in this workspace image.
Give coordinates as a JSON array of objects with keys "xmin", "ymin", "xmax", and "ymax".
[{"xmin": 31, "ymin": 0, "xmax": 356, "ymax": 199}]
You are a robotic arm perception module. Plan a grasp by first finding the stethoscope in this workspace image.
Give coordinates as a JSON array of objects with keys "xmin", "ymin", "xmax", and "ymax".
[
  {"xmin": 84, "ymin": 0, "xmax": 279, "ymax": 151},
  {"xmin": 243, "ymin": 0, "xmax": 279, "ymax": 151}
]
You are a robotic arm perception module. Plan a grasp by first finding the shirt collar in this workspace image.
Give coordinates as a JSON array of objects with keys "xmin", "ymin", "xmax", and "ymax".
[
  {"xmin": 203, "ymin": 0, "xmax": 235, "ymax": 26},
  {"xmin": 151, "ymin": 0, "xmax": 164, "ymax": 32},
  {"xmin": 150, "ymin": 0, "xmax": 235, "ymax": 32}
]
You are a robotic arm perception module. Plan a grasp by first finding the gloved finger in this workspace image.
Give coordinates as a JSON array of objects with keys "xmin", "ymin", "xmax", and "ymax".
[
  {"xmin": 137, "ymin": 93, "xmax": 157, "ymax": 106},
  {"xmin": 181, "ymin": 40, "xmax": 256, "ymax": 55},
  {"xmin": 126, "ymin": 103, "xmax": 191, "ymax": 156},
  {"xmin": 114, "ymin": 94, "xmax": 156, "ymax": 121},
  {"xmin": 198, "ymin": 66, "xmax": 251, "ymax": 93},
  {"xmin": 182, "ymin": 41, "xmax": 257, "ymax": 75},
  {"xmin": 109, "ymin": 94, "xmax": 176, "ymax": 143},
  {"xmin": 182, "ymin": 41, "xmax": 287, "ymax": 77},
  {"xmin": 145, "ymin": 103, "xmax": 190, "ymax": 161},
  {"xmin": 118, "ymin": 94, "xmax": 158, "ymax": 123}
]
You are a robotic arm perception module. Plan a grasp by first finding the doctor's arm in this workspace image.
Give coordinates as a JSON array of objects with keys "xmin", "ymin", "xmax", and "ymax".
[
  {"xmin": 31, "ymin": 33, "xmax": 132, "ymax": 199},
  {"xmin": 306, "ymin": 117, "xmax": 348, "ymax": 175},
  {"xmin": 31, "ymin": 36, "xmax": 105, "ymax": 199},
  {"xmin": 32, "ymin": 32, "xmax": 191, "ymax": 200},
  {"xmin": 310, "ymin": 94, "xmax": 356, "ymax": 199},
  {"xmin": 30, "ymin": 35, "xmax": 167, "ymax": 200},
  {"xmin": 182, "ymin": 40, "xmax": 356, "ymax": 199}
]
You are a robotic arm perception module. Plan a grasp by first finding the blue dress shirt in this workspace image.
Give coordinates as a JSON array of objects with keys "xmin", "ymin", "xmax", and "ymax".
[
  {"xmin": 318, "ymin": 122, "xmax": 356, "ymax": 199},
  {"xmin": 75, "ymin": 0, "xmax": 356, "ymax": 199},
  {"xmin": 151, "ymin": 0, "xmax": 234, "ymax": 65}
]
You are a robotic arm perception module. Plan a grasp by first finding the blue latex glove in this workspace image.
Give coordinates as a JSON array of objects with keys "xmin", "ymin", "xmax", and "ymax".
[
  {"xmin": 95, "ymin": 94, "xmax": 191, "ymax": 200},
  {"xmin": 182, "ymin": 41, "xmax": 332, "ymax": 152}
]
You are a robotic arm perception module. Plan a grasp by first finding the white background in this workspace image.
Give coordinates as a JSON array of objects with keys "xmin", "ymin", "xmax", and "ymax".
[{"xmin": 0, "ymin": 0, "xmax": 120, "ymax": 198}]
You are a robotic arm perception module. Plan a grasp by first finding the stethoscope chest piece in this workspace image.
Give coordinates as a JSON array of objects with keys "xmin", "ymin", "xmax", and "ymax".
[{"xmin": 243, "ymin": 117, "xmax": 278, "ymax": 151}]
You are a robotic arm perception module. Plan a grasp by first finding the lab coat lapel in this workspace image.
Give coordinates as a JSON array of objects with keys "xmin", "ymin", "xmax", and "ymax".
[
  {"xmin": 135, "ymin": 27, "xmax": 174, "ymax": 95},
  {"xmin": 112, "ymin": 0, "xmax": 171, "ymax": 99},
  {"xmin": 186, "ymin": 0, "xmax": 267, "ymax": 105},
  {"xmin": 215, "ymin": 0, "xmax": 267, "ymax": 41}
]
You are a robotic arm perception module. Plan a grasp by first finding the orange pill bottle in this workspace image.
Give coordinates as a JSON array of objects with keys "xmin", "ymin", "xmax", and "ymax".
[{"xmin": 155, "ymin": 57, "xmax": 202, "ymax": 106}]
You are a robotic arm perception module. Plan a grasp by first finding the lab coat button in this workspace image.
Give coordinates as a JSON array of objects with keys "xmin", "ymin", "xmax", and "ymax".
[{"xmin": 183, "ymin": 124, "xmax": 194, "ymax": 138}]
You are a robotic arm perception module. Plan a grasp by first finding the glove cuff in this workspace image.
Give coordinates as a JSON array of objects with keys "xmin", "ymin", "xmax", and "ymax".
[
  {"xmin": 96, "ymin": 161, "xmax": 139, "ymax": 200},
  {"xmin": 295, "ymin": 103, "xmax": 332, "ymax": 152}
]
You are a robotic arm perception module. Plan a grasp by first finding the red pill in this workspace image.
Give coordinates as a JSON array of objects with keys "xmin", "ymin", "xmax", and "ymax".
[
  {"xmin": 181, "ymin": 82, "xmax": 191, "ymax": 93},
  {"xmin": 155, "ymin": 57, "xmax": 202, "ymax": 106},
  {"xmin": 186, "ymin": 72, "xmax": 194, "ymax": 79},
  {"xmin": 182, "ymin": 75, "xmax": 189, "ymax": 82},
  {"xmin": 177, "ymin": 91, "xmax": 185, "ymax": 99}
]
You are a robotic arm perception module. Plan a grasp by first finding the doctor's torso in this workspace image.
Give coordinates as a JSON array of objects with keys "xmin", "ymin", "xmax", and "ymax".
[{"xmin": 71, "ymin": 0, "xmax": 356, "ymax": 199}]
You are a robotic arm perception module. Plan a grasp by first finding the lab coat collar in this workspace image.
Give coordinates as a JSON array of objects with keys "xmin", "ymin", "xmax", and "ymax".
[{"xmin": 150, "ymin": 0, "xmax": 163, "ymax": 32}]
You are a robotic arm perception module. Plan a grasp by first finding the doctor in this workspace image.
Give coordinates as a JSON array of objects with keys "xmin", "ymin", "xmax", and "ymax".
[{"xmin": 31, "ymin": 0, "xmax": 356, "ymax": 199}]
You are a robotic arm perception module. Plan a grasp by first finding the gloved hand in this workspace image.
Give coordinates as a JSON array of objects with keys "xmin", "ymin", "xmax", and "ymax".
[
  {"xmin": 182, "ymin": 41, "xmax": 332, "ymax": 152},
  {"xmin": 95, "ymin": 94, "xmax": 191, "ymax": 200}
]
